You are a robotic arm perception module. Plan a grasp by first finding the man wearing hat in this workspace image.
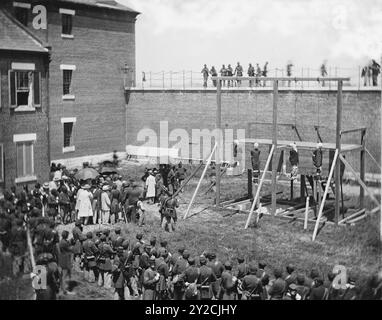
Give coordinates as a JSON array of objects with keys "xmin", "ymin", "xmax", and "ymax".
[
  {"xmin": 220, "ymin": 261, "xmax": 238, "ymax": 300},
  {"xmin": 236, "ymin": 256, "xmax": 248, "ymax": 299},
  {"xmin": 268, "ymin": 268, "xmax": 287, "ymax": 300},
  {"xmin": 197, "ymin": 255, "xmax": 216, "ymax": 300},
  {"xmin": 241, "ymin": 262, "xmax": 264, "ymax": 300},
  {"xmin": 156, "ymin": 250, "xmax": 170, "ymax": 300},
  {"xmin": 175, "ymin": 162, "xmax": 187, "ymax": 192},
  {"xmin": 82, "ymin": 232, "xmax": 99, "ymax": 283},
  {"xmin": 184, "ymin": 257, "xmax": 200, "ymax": 300},
  {"xmin": 98, "ymin": 235, "xmax": 115, "ymax": 288},
  {"xmin": 172, "ymin": 250, "xmax": 190, "ymax": 300},
  {"xmin": 251, "ymin": 142, "xmax": 261, "ymax": 184},
  {"xmin": 207, "ymin": 253, "xmax": 225, "ymax": 298},
  {"xmin": 111, "ymin": 227, "xmax": 124, "ymax": 250},
  {"xmin": 76, "ymin": 184, "xmax": 93, "ymax": 226},
  {"xmin": 100, "ymin": 184, "xmax": 111, "ymax": 225},
  {"xmin": 294, "ymin": 274, "xmax": 310, "ymax": 300},
  {"xmin": 145, "ymin": 169, "xmax": 156, "ymax": 204},
  {"xmin": 142, "ymin": 256, "xmax": 160, "ymax": 300},
  {"xmin": 312, "ymin": 142, "xmax": 323, "ymax": 179}
]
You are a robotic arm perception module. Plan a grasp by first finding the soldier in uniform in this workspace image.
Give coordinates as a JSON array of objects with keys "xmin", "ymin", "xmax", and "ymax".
[
  {"xmin": 175, "ymin": 162, "xmax": 187, "ymax": 192},
  {"xmin": 156, "ymin": 250, "xmax": 170, "ymax": 300},
  {"xmin": 197, "ymin": 255, "xmax": 216, "ymax": 300},
  {"xmin": 240, "ymin": 262, "xmax": 265, "ymax": 300},
  {"xmin": 172, "ymin": 250, "xmax": 190, "ymax": 300},
  {"xmin": 111, "ymin": 226, "xmax": 124, "ymax": 250},
  {"xmin": 210, "ymin": 66, "xmax": 218, "ymax": 87},
  {"xmin": 98, "ymin": 235, "xmax": 115, "ymax": 288},
  {"xmin": 142, "ymin": 256, "xmax": 160, "ymax": 300},
  {"xmin": 220, "ymin": 261, "xmax": 238, "ymax": 300},
  {"xmin": 183, "ymin": 257, "xmax": 200, "ymax": 300},
  {"xmin": 247, "ymin": 63, "xmax": 255, "ymax": 86},
  {"xmin": 226, "ymin": 64, "xmax": 233, "ymax": 87},
  {"xmin": 72, "ymin": 220, "xmax": 85, "ymax": 272},
  {"xmin": 289, "ymin": 142, "xmax": 299, "ymax": 181},
  {"xmin": 160, "ymin": 195, "xmax": 179, "ymax": 232},
  {"xmin": 268, "ymin": 268, "xmax": 287, "ymax": 300},
  {"xmin": 220, "ymin": 64, "xmax": 227, "ymax": 87},
  {"xmin": 207, "ymin": 253, "xmax": 224, "ymax": 299},
  {"xmin": 285, "ymin": 264, "xmax": 297, "ymax": 287},
  {"xmin": 201, "ymin": 64, "xmax": 209, "ymax": 88},
  {"xmin": 82, "ymin": 231, "xmax": 99, "ymax": 283},
  {"xmin": 234, "ymin": 62, "xmax": 243, "ymax": 86},
  {"xmin": 236, "ymin": 256, "xmax": 248, "ymax": 299},
  {"xmin": 286, "ymin": 62, "xmax": 293, "ymax": 87}
]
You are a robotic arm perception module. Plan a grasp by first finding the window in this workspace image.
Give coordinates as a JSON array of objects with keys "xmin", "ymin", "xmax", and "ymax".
[
  {"xmin": 14, "ymin": 6, "xmax": 28, "ymax": 26},
  {"xmin": 60, "ymin": 8, "xmax": 75, "ymax": 38},
  {"xmin": 63, "ymin": 70, "xmax": 72, "ymax": 95},
  {"xmin": 62, "ymin": 118, "xmax": 76, "ymax": 153},
  {"xmin": 13, "ymin": 134, "xmax": 36, "ymax": 182},
  {"xmin": 60, "ymin": 65, "xmax": 76, "ymax": 99},
  {"xmin": 62, "ymin": 14, "xmax": 73, "ymax": 35},
  {"xmin": 0, "ymin": 144, "xmax": 3, "ymax": 182},
  {"xmin": 9, "ymin": 67, "xmax": 41, "ymax": 110}
]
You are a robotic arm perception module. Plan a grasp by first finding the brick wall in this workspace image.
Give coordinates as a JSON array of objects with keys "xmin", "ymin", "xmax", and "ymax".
[
  {"xmin": 45, "ymin": 6, "xmax": 136, "ymax": 162},
  {"xmin": 126, "ymin": 89, "xmax": 381, "ymax": 175},
  {"xmin": 0, "ymin": 51, "xmax": 50, "ymax": 189}
]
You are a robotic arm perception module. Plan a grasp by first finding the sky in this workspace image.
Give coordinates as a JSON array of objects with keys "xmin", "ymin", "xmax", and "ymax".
[{"xmin": 118, "ymin": 0, "xmax": 382, "ymax": 76}]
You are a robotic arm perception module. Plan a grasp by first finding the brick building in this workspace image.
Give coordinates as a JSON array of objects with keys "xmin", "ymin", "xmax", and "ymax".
[
  {"xmin": 0, "ymin": 9, "xmax": 50, "ymax": 190},
  {"xmin": 1, "ymin": 0, "xmax": 139, "ymax": 172}
]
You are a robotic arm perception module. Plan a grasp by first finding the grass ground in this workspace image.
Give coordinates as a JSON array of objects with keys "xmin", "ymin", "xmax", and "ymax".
[{"xmin": 6, "ymin": 161, "xmax": 381, "ymax": 299}]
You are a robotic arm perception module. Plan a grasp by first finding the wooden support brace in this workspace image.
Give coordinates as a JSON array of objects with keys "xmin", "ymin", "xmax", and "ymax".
[
  {"xmin": 184, "ymin": 143, "xmax": 217, "ymax": 219},
  {"xmin": 244, "ymin": 144, "xmax": 275, "ymax": 229},
  {"xmin": 312, "ymin": 149, "xmax": 339, "ymax": 241},
  {"xmin": 338, "ymin": 209, "xmax": 366, "ymax": 224},
  {"xmin": 339, "ymin": 154, "xmax": 380, "ymax": 206},
  {"xmin": 365, "ymin": 148, "xmax": 381, "ymax": 171},
  {"xmin": 172, "ymin": 161, "xmax": 204, "ymax": 199},
  {"xmin": 304, "ymin": 196, "xmax": 310, "ymax": 230}
]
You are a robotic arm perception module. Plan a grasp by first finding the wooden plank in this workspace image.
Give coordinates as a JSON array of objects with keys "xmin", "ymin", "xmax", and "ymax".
[
  {"xmin": 335, "ymin": 80, "xmax": 342, "ymax": 224},
  {"xmin": 304, "ymin": 196, "xmax": 310, "ymax": 230},
  {"xmin": 365, "ymin": 148, "xmax": 381, "ymax": 171},
  {"xmin": 347, "ymin": 214, "xmax": 367, "ymax": 224},
  {"xmin": 339, "ymin": 154, "xmax": 380, "ymax": 206},
  {"xmin": 271, "ymin": 80, "xmax": 279, "ymax": 216},
  {"xmin": 184, "ymin": 143, "xmax": 217, "ymax": 219},
  {"xmin": 338, "ymin": 209, "xmax": 366, "ymax": 224},
  {"xmin": 244, "ymin": 144, "xmax": 275, "ymax": 228},
  {"xmin": 312, "ymin": 149, "xmax": 339, "ymax": 241}
]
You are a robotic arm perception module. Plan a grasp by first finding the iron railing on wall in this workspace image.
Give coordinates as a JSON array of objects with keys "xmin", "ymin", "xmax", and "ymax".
[{"xmin": 137, "ymin": 67, "xmax": 381, "ymax": 90}]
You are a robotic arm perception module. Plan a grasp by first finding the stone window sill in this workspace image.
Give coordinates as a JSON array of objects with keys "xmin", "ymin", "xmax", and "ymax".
[
  {"xmin": 62, "ymin": 95, "xmax": 75, "ymax": 101},
  {"xmin": 14, "ymin": 105, "xmax": 36, "ymax": 112},
  {"xmin": 63, "ymin": 146, "xmax": 75, "ymax": 153},
  {"xmin": 15, "ymin": 175, "xmax": 37, "ymax": 184},
  {"xmin": 61, "ymin": 34, "xmax": 74, "ymax": 39}
]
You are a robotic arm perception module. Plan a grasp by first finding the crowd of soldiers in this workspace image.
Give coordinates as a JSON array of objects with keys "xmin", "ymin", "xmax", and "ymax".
[
  {"xmin": 361, "ymin": 59, "xmax": 381, "ymax": 87},
  {"xmin": 3, "ymin": 220, "xmax": 381, "ymax": 300}
]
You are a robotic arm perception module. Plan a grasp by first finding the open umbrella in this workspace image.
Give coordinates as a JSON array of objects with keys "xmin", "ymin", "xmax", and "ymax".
[
  {"xmin": 74, "ymin": 167, "xmax": 100, "ymax": 181},
  {"xmin": 100, "ymin": 166, "xmax": 118, "ymax": 175}
]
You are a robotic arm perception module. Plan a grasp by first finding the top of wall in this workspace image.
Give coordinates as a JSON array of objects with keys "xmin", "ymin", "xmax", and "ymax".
[{"xmin": 128, "ymin": 87, "xmax": 382, "ymax": 94}]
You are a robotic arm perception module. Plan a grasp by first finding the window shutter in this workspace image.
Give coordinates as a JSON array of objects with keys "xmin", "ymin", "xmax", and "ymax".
[
  {"xmin": 9, "ymin": 71, "xmax": 16, "ymax": 107},
  {"xmin": 34, "ymin": 72, "xmax": 41, "ymax": 106}
]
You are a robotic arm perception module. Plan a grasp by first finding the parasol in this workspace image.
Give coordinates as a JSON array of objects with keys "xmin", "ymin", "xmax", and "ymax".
[{"xmin": 74, "ymin": 167, "xmax": 100, "ymax": 181}]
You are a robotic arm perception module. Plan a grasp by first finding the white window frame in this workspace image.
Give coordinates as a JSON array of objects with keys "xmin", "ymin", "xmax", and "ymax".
[
  {"xmin": 13, "ymin": 133, "xmax": 37, "ymax": 183},
  {"xmin": 60, "ymin": 8, "xmax": 75, "ymax": 38},
  {"xmin": 10, "ymin": 63, "xmax": 40, "ymax": 111},
  {"xmin": 60, "ymin": 65, "xmax": 76, "ymax": 100},
  {"xmin": 0, "ymin": 143, "xmax": 3, "ymax": 182},
  {"xmin": 61, "ymin": 118, "xmax": 76, "ymax": 153}
]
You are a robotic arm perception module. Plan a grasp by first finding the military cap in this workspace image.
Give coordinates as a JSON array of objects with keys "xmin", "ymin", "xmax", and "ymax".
[
  {"xmin": 100, "ymin": 235, "xmax": 107, "ymax": 242},
  {"xmin": 160, "ymin": 240, "xmax": 168, "ymax": 247},
  {"xmin": 103, "ymin": 229, "xmax": 110, "ymax": 235},
  {"xmin": 286, "ymin": 264, "xmax": 295, "ymax": 273},
  {"xmin": 136, "ymin": 232, "xmax": 143, "ymax": 240},
  {"xmin": 188, "ymin": 257, "xmax": 195, "ymax": 265},
  {"xmin": 149, "ymin": 256, "xmax": 156, "ymax": 263},
  {"xmin": 144, "ymin": 244, "xmax": 152, "ymax": 251},
  {"xmin": 237, "ymin": 256, "xmax": 245, "ymax": 263},
  {"xmin": 122, "ymin": 239, "xmax": 130, "ymax": 249},
  {"xmin": 86, "ymin": 231, "xmax": 93, "ymax": 239},
  {"xmin": 199, "ymin": 256, "xmax": 207, "ymax": 265},
  {"xmin": 310, "ymin": 268, "xmax": 320, "ymax": 279},
  {"xmin": 258, "ymin": 261, "xmax": 267, "ymax": 269},
  {"xmin": 95, "ymin": 239, "xmax": 101, "ymax": 246},
  {"xmin": 296, "ymin": 274, "xmax": 306, "ymax": 285},
  {"xmin": 150, "ymin": 236, "xmax": 157, "ymax": 244},
  {"xmin": 224, "ymin": 261, "xmax": 232, "ymax": 269},
  {"xmin": 115, "ymin": 226, "xmax": 121, "ymax": 233},
  {"xmin": 178, "ymin": 246, "xmax": 185, "ymax": 254},
  {"xmin": 273, "ymin": 268, "xmax": 283, "ymax": 278},
  {"xmin": 249, "ymin": 262, "xmax": 258, "ymax": 274},
  {"xmin": 75, "ymin": 219, "xmax": 82, "ymax": 226},
  {"xmin": 182, "ymin": 250, "xmax": 190, "ymax": 260},
  {"xmin": 209, "ymin": 253, "xmax": 216, "ymax": 259}
]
